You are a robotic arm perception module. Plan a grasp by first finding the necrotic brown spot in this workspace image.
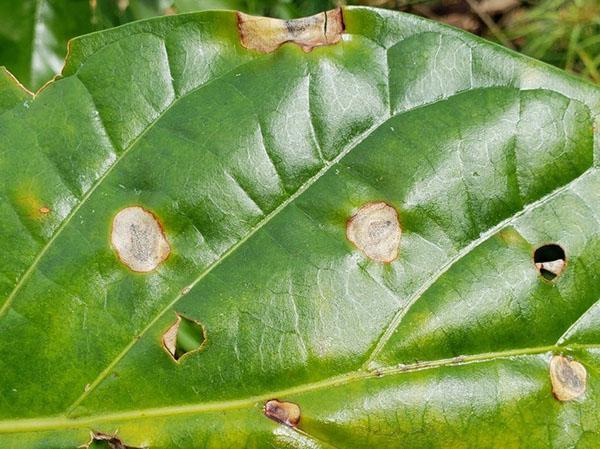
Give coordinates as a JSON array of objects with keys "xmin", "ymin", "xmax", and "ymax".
[
  {"xmin": 346, "ymin": 202, "xmax": 401, "ymax": 263},
  {"xmin": 264, "ymin": 399, "xmax": 301, "ymax": 427},
  {"xmin": 162, "ymin": 314, "xmax": 207, "ymax": 362},
  {"xmin": 84, "ymin": 432, "xmax": 142, "ymax": 449},
  {"xmin": 111, "ymin": 206, "xmax": 170, "ymax": 273},
  {"xmin": 550, "ymin": 355, "xmax": 587, "ymax": 401},
  {"xmin": 237, "ymin": 8, "xmax": 343, "ymax": 53},
  {"xmin": 534, "ymin": 244, "xmax": 566, "ymax": 281}
]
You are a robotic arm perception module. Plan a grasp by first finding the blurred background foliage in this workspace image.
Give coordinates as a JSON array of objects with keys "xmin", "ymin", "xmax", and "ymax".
[{"xmin": 0, "ymin": 0, "xmax": 598, "ymax": 91}]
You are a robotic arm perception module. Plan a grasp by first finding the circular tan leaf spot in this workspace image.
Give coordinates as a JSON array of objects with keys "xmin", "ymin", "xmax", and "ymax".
[
  {"xmin": 111, "ymin": 206, "xmax": 170, "ymax": 273},
  {"xmin": 550, "ymin": 355, "xmax": 587, "ymax": 401},
  {"xmin": 346, "ymin": 202, "xmax": 401, "ymax": 263},
  {"xmin": 264, "ymin": 399, "xmax": 301, "ymax": 427}
]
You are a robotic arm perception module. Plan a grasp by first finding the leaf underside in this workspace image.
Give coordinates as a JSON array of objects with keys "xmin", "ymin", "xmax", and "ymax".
[{"xmin": 0, "ymin": 6, "xmax": 599, "ymax": 449}]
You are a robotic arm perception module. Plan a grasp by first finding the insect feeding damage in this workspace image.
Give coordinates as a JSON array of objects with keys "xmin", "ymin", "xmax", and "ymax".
[
  {"xmin": 237, "ymin": 8, "xmax": 344, "ymax": 53},
  {"xmin": 346, "ymin": 202, "xmax": 402, "ymax": 263},
  {"xmin": 264, "ymin": 399, "xmax": 301, "ymax": 427},
  {"xmin": 111, "ymin": 206, "xmax": 170, "ymax": 273},
  {"xmin": 550, "ymin": 355, "xmax": 587, "ymax": 401}
]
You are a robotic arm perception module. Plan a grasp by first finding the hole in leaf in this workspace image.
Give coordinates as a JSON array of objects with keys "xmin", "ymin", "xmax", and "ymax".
[
  {"xmin": 534, "ymin": 244, "xmax": 566, "ymax": 281},
  {"xmin": 162, "ymin": 314, "xmax": 206, "ymax": 362},
  {"xmin": 84, "ymin": 432, "xmax": 143, "ymax": 449},
  {"xmin": 264, "ymin": 399, "xmax": 301, "ymax": 427}
]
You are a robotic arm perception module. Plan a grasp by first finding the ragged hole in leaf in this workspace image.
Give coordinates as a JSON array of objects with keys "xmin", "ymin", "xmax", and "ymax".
[
  {"xmin": 346, "ymin": 202, "xmax": 401, "ymax": 263},
  {"xmin": 82, "ymin": 432, "xmax": 143, "ymax": 449},
  {"xmin": 264, "ymin": 399, "xmax": 301, "ymax": 427},
  {"xmin": 111, "ymin": 206, "xmax": 170, "ymax": 273},
  {"xmin": 550, "ymin": 355, "xmax": 587, "ymax": 401},
  {"xmin": 162, "ymin": 314, "xmax": 206, "ymax": 362},
  {"xmin": 534, "ymin": 244, "xmax": 566, "ymax": 281}
]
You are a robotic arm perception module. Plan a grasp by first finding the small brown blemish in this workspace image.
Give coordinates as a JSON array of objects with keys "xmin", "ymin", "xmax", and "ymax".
[
  {"xmin": 534, "ymin": 244, "xmax": 566, "ymax": 281},
  {"xmin": 346, "ymin": 202, "xmax": 401, "ymax": 263},
  {"xmin": 111, "ymin": 206, "xmax": 170, "ymax": 273},
  {"xmin": 162, "ymin": 313, "xmax": 207, "ymax": 362},
  {"xmin": 264, "ymin": 399, "xmax": 301, "ymax": 427},
  {"xmin": 237, "ymin": 8, "xmax": 344, "ymax": 53},
  {"xmin": 550, "ymin": 355, "xmax": 587, "ymax": 401},
  {"xmin": 81, "ymin": 432, "xmax": 142, "ymax": 449},
  {"xmin": 13, "ymin": 185, "xmax": 48, "ymax": 219}
]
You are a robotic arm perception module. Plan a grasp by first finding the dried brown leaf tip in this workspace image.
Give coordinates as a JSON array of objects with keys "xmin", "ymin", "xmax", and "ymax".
[
  {"xmin": 111, "ymin": 206, "xmax": 170, "ymax": 273},
  {"xmin": 346, "ymin": 202, "xmax": 401, "ymax": 263},
  {"xmin": 81, "ymin": 432, "xmax": 143, "ymax": 449},
  {"xmin": 264, "ymin": 399, "xmax": 301, "ymax": 427},
  {"xmin": 550, "ymin": 355, "xmax": 587, "ymax": 401},
  {"xmin": 237, "ymin": 8, "xmax": 344, "ymax": 53},
  {"xmin": 162, "ymin": 314, "xmax": 207, "ymax": 362}
]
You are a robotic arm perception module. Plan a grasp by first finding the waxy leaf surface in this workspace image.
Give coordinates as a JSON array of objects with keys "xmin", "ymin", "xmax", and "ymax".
[{"xmin": 0, "ymin": 7, "xmax": 600, "ymax": 449}]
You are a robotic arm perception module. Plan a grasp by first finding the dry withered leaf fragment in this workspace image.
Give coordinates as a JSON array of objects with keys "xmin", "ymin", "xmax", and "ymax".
[
  {"xmin": 82, "ymin": 432, "xmax": 143, "ymax": 449},
  {"xmin": 237, "ymin": 8, "xmax": 344, "ymax": 53}
]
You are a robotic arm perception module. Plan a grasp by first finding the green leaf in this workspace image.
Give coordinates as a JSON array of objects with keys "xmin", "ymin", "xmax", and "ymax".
[
  {"xmin": 1, "ymin": 6, "xmax": 599, "ymax": 448},
  {"xmin": 0, "ymin": 0, "xmax": 172, "ymax": 92}
]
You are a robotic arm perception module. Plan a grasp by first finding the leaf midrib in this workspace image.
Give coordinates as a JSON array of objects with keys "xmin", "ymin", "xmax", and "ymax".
[
  {"xmin": 1, "ymin": 343, "xmax": 598, "ymax": 435},
  {"xmin": 2, "ymin": 25, "xmax": 597, "ymax": 429},
  {"xmin": 64, "ymin": 66, "xmax": 398, "ymax": 415}
]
